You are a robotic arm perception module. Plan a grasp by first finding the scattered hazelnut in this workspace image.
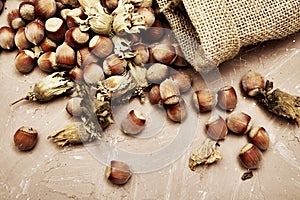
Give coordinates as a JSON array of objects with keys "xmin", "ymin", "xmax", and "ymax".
[
  {"xmin": 165, "ymin": 100, "xmax": 187, "ymax": 123},
  {"xmin": 248, "ymin": 127, "xmax": 270, "ymax": 151},
  {"xmin": 148, "ymin": 85, "xmax": 161, "ymax": 105},
  {"xmin": 105, "ymin": 160, "xmax": 132, "ymax": 185},
  {"xmin": 146, "ymin": 63, "xmax": 169, "ymax": 83},
  {"xmin": 66, "ymin": 97, "xmax": 86, "ymax": 117},
  {"xmin": 159, "ymin": 78, "xmax": 180, "ymax": 105},
  {"xmin": 136, "ymin": 7, "xmax": 155, "ymax": 27},
  {"xmin": 192, "ymin": 89, "xmax": 217, "ymax": 113},
  {"xmin": 65, "ymin": 27, "xmax": 90, "ymax": 49},
  {"xmin": 83, "ymin": 62, "xmax": 105, "ymax": 85},
  {"xmin": 170, "ymin": 71, "xmax": 192, "ymax": 93},
  {"xmin": 55, "ymin": 42, "xmax": 76, "ymax": 69},
  {"xmin": 217, "ymin": 86, "xmax": 237, "ymax": 111},
  {"xmin": 45, "ymin": 17, "xmax": 67, "ymax": 42},
  {"xmin": 132, "ymin": 43, "xmax": 149, "ymax": 65},
  {"xmin": 19, "ymin": 1, "xmax": 35, "ymax": 21},
  {"xmin": 69, "ymin": 66, "xmax": 84, "ymax": 82},
  {"xmin": 39, "ymin": 37, "xmax": 57, "ymax": 53},
  {"xmin": 89, "ymin": 35, "xmax": 114, "ymax": 58},
  {"xmin": 121, "ymin": 110, "xmax": 146, "ymax": 135},
  {"xmin": 14, "ymin": 28, "xmax": 33, "ymax": 50},
  {"xmin": 7, "ymin": 9, "xmax": 26, "ymax": 30},
  {"xmin": 35, "ymin": 0, "xmax": 57, "ymax": 19},
  {"xmin": 14, "ymin": 126, "xmax": 38, "ymax": 151},
  {"xmin": 239, "ymin": 143, "xmax": 263, "ymax": 169},
  {"xmin": 37, "ymin": 51, "xmax": 57, "ymax": 73},
  {"xmin": 0, "ymin": 26, "xmax": 15, "ymax": 50},
  {"xmin": 205, "ymin": 115, "xmax": 228, "ymax": 140},
  {"xmin": 15, "ymin": 50, "xmax": 36, "ymax": 74},
  {"xmin": 226, "ymin": 112, "xmax": 252, "ymax": 135},
  {"xmin": 241, "ymin": 71, "xmax": 265, "ymax": 97},
  {"xmin": 103, "ymin": 54, "xmax": 127, "ymax": 76},
  {"xmin": 25, "ymin": 21, "xmax": 45, "ymax": 45},
  {"xmin": 151, "ymin": 43, "xmax": 177, "ymax": 65}
]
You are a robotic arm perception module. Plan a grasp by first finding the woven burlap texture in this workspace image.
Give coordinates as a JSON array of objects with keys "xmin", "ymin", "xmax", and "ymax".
[{"xmin": 157, "ymin": 0, "xmax": 300, "ymax": 72}]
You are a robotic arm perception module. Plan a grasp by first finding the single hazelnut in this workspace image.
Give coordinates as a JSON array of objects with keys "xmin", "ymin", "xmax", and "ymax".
[
  {"xmin": 103, "ymin": 54, "xmax": 127, "ymax": 76},
  {"xmin": 105, "ymin": 160, "xmax": 132, "ymax": 185},
  {"xmin": 25, "ymin": 21, "xmax": 45, "ymax": 45},
  {"xmin": 151, "ymin": 43, "xmax": 177, "ymax": 65},
  {"xmin": 83, "ymin": 62, "xmax": 105, "ymax": 85},
  {"xmin": 142, "ymin": 20, "xmax": 165, "ymax": 43},
  {"xmin": 45, "ymin": 17, "xmax": 67, "ymax": 42},
  {"xmin": 76, "ymin": 47, "xmax": 99, "ymax": 67},
  {"xmin": 35, "ymin": 0, "xmax": 57, "ymax": 19},
  {"xmin": 136, "ymin": 7, "xmax": 155, "ymax": 27},
  {"xmin": 0, "ymin": 26, "xmax": 15, "ymax": 50},
  {"xmin": 15, "ymin": 50, "xmax": 36, "ymax": 74},
  {"xmin": 226, "ymin": 112, "xmax": 253, "ymax": 135},
  {"xmin": 241, "ymin": 71, "xmax": 265, "ymax": 97},
  {"xmin": 165, "ymin": 100, "xmax": 187, "ymax": 123},
  {"xmin": 159, "ymin": 79, "xmax": 180, "ymax": 105},
  {"xmin": 132, "ymin": 43, "xmax": 149, "ymax": 65},
  {"xmin": 217, "ymin": 86, "xmax": 237, "ymax": 111},
  {"xmin": 192, "ymin": 89, "xmax": 217, "ymax": 113},
  {"xmin": 14, "ymin": 126, "xmax": 38, "ymax": 151},
  {"xmin": 39, "ymin": 37, "xmax": 57, "ymax": 52},
  {"xmin": 239, "ymin": 143, "xmax": 263, "ymax": 169},
  {"xmin": 66, "ymin": 97, "xmax": 86, "ymax": 117},
  {"xmin": 65, "ymin": 27, "xmax": 90, "ymax": 49},
  {"xmin": 170, "ymin": 71, "xmax": 192, "ymax": 93},
  {"xmin": 69, "ymin": 66, "xmax": 84, "ymax": 82},
  {"xmin": 172, "ymin": 45, "xmax": 188, "ymax": 67},
  {"xmin": 55, "ymin": 42, "xmax": 76, "ymax": 69},
  {"xmin": 205, "ymin": 115, "xmax": 228, "ymax": 140},
  {"xmin": 248, "ymin": 127, "xmax": 270, "ymax": 151},
  {"xmin": 7, "ymin": 9, "xmax": 26, "ymax": 30},
  {"xmin": 37, "ymin": 51, "xmax": 57, "ymax": 73},
  {"xmin": 146, "ymin": 63, "xmax": 169, "ymax": 83},
  {"xmin": 121, "ymin": 110, "xmax": 146, "ymax": 135},
  {"xmin": 14, "ymin": 28, "xmax": 33, "ymax": 50},
  {"xmin": 89, "ymin": 35, "xmax": 113, "ymax": 58},
  {"xmin": 19, "ymin": 1, "xmax": 35, "ymax": 21},
  {"xmin": 148, "ymin": 85, "xmax": 161, "ymax": 105}
]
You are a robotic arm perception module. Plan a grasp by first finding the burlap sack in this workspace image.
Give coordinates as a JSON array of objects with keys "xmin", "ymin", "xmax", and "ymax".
[{"xmin": 156, "ymin": 0, "xmax": 300, "ymax": 73}]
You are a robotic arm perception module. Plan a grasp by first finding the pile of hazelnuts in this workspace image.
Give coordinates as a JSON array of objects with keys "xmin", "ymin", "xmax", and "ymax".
[{"xmin": 193, "ymin": 71, "xmax": 270, "ymax": 171}]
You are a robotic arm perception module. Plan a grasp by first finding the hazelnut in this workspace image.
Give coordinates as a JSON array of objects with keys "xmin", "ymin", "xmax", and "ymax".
[
  {"xmin": 37, "ymin": 52, "xmax": 57, "ymax": 73},
  {"xmin": 142, "ymin": 20, "xmax": 165, "ymax": 43},
  {"xmin": 35, "ymin": 0, "xmax": 57, "ymax": 19},
  {"xmin": 7, "ymin": 9, "xmax": 26, "ymax": 30},
  {"xmin": 170, "ymin": 71, "xmax": 192, "ymax": 93},
  {"xmin": 76, "ymin": 47, "xmax": 99, "ymax": 67},
  {"xmin": 83, "ymin": 62, "xmax": 105, "ymax": 85},
  {"xmin": 248, "ymin": 127, "xmax": 270, "ymax": 151},
  {"xmin": 66, "ymin": 97, "xmax": 86, "ymax": 117},
  {"xmin": 159, "ymin": 79, "xmax": 180, "ymax": 105},
  {"xmin": 45, "ymin": 17, "xmax": 67, "ymax": 42},
  {"xmin": 132, "ymin": 43, "xmax": 149, "ymax": 65},
  {"xmin": 19, "ymin": 1, "xmax": 35, "ymax": 21},
  {"xmin": 14, "ymin": 28, "xmax": 32, "ymax": 50},
  {"xmin": 89, "ymin": 35, "xmax": 113, "ymax": 58},
  {"xmin": 146, "ymin": 63, "xmax": 169, "ymax": 83},
  {"xmin": 103, "ymin": 54, "xmax": 127, "ymax": 76},
  {"xmin": 39, "ymin": 37, "xmax": 57, "ymax": 52},
  {"xmin": 165, "ymin": 100, "xmax": 187, "ymax": 123},
  {"xmin": 15, "ymin": 50, "xmax": 36, "ymax": 74},
  {"xmin": 55, "ymin": 42, "xmax": 76, "ymax": 69},
  {"xmin": 105, "ymin": 160, "xmax": 132, "ymax": 185},
  {"xmin": 136, "ymin": 7, "xmax": 155, "ymax": 27},
  {"xmin": 148, "ymin": 85, "xmax": 161, "ymax": 105},
  {"xmin": 226, "ymin": 112, "xmax": 253, "ymax": 135},
  {"xmin": 14, "ymin": 126, "xmax": 38, "ymax": 151},
  {"xmin": 239, "ymin": 143, "xmax": 263, "ymax": 169},
  {"xmin": 0, "ymin": 26, "xmax": 15, "ymax": 50},
  {"xmin": 192, "ymin": 89, "xmax": 217, "ymax": 113},
  {"xmin": 217, "ymin": 86, "xmax": 237, "ymax": 111},
  {"xmin": 151, "ymin": 43, "xmax": 177, "ymax": 65},
  {"xmin": 205, "ymin": 115, "xmax": 228, "ymax": 140},
  {"xmin": 121, "ymin": 110, "xmax": 146, "ymax": 135},
  {"xmin": 25, "ymin": 21, "xmax": 45, "ymax": 45},
  {"xmin": 241, "ymin": 71, "xmax": 265, "ymax": 96},
  {"xmin": 69, "ymin": 66, "xmax": 84, "ymax": 82},
  {"xmin": 65, "ymin": 27, "xmax": 90, "ymax": 49}
]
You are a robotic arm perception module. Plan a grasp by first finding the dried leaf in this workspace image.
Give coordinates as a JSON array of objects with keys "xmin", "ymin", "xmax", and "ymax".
[{"xmin": 189, "ymin": 138, "xmax": 222, "ymax": 171}]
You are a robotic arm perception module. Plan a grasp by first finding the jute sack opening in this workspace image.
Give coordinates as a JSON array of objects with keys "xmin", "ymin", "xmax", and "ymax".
[{"xmin": 156, "ymin": 0, "xmax": 300, "ymax": 73}]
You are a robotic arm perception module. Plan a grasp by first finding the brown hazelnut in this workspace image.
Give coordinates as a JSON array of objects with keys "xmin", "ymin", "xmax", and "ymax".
[
  {"xmin": 170, "ymin": 71, "xmax": 192, "ymax": 93},
  {"xmin": 217, "ymin": 86, "xmax": 237, "ymax": 111},
  {"xmin": 151, "ymin": 43, "xmax": 177, "ymax": 65},
  {"xmin": 7, "ymin": 9, "xmax": 26, "ymax": 30},
  {"xmin": 192, "ymin": 89, "xmax": 217, "ymax": 113},
  {"xmin": 105, "ymin": 160, "xmax": 132, "ymax": 185},
  {"xmin": 248, "ymin": 127, "xmax": 270, "ymax": 151},
  {"xmin": 165, "ymin": 100, "xmax": 187, "ymax": 123},
  {"xmin": 39, "ymin": 37, "xmax": 57, "ymax": 52},
  {"xmin": 37, "ymin": 51, "xmax": 57, "ymax": 73},
  {"xmin": 83, "ymin": 62, "xmax": 105, "ymax": 85},
  {"xmin": 66, "ymin": 97, "xmax": 86, "ymax": 117},
  {"xmin": 241, "ymin": 71, "xmax": 265, "ymax": 97},
  {"xmin": 159, "ymin": 79, "xmax": 180, "ymax": 105},
  {"xmin": 19, "ymin": 1, "xmax": 35, "ymax": 21},
  {"xmin": 45, "ymin": 17, "xmax": 67, "ymax": 42},
  {"xmin": 55, "ymin": 42, "xmax": 76, "ymax": 69},
  {"xmin": 76, "ymin": 47, "xmax": 99, "ymax": 67},
  {"xmin": 121, "ymin": 110, "xmax": 146, "ymax": 135},
  {"xmin": 205, "ymin": 115, "xmax": 228, "ymax": 140},
  {"xmin": 89, "ymin": 35, "xmax": 113, "ymax": 58},
  {"xmin": 35, "ymin": 0, "xmax": 57, "ymax": 19},
  {"xmin": 14, "ymin": 126, "xmax": 38, "ymax": 151},
  {"xmin": 148, "ymin": 85, "xmax": 161, "ymax": 105},
  {"xmin": 146, "ymin": 63, "xmax": 169, "ymax": 83},
  {"xmin": 0, "ymin": 26, "xmax": 15, "ymax": 50},
  {"xmin": 239, "ymin": 143, "xmax": 263, "ymax": 169},
  {"xmin": 136, "ymin": 7, "xmax": 155, "ymax": 27},
  {"xmin": 65, "ymin": 27, "xmax": 90, "ymax": 49},
  {"xmin": 132, "ymin": 43, "xmax": 149, "ymax": 65},
  {"xmin": 226, "ymin": 112, "xmax": 253, "ymax": 135},
  {"xmin": 25, "ymin": 21, "xmax": 45, "ymax": 45},
  {"xmin": 14, "ymin": 28, "xmax": 33, "ymax": 50},
  {"xmin": 103, "ymin": 54, "xmax": 127, "ymax": 76},
  {"xmin": 15, "ymin": 50, "xmax": 36, "ymax": 74},
  {"xmin": 69, "ymin": 66, "xmax": 84, "ymax": 82}
]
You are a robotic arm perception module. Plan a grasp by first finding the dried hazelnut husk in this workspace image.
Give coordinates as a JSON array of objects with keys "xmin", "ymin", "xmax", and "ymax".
[
  {"xmin": 239, "ymin": 143, "xmax": 263, "ymax": 169},
  {"xmin": 55, "ymin": 42, "xmax": 76, "ymax": 69},
  {"xmin": 25, "ymin": 21, "xmax": 45, "ymax": 45},
  {"xmin": 15, "ymin": 50, "xmax": 36, "ymax": 74},
  {"xmin": 170, "ymin": 71, "xmax": 192, "ymax": 93},
  {"xmin": 35, "ymin": 0, "xmax": 57, "ymax": 19},
  {"xmin": 19, "ymin": 1, "xmax": 35, "ymax": 21},
  {"xmin": 146, "ymin": 63, "xmax": 169, "ymax": 83},
  {"xmin": 7, "ymin": 9, "xmax": 26, "ymax": 30},
  {"xmin": 105, "ymin": 160, "xmax": 132, "ymax": 185},
  {"xmin": 121, "ymin": 110, "xmax": 146, "ymax": 135},
  {"xmin": 151, "ymin": 43, "xmax": 177, "ymax": 65},
  {"xmin": 248, "ymin": 127, "xmax": 270, "ymax": 151},
  {"xmin": 226, "ymin": 112, "xmax": 253, "ymax": 135},
  {"xmin": 89, "ymin": 35, "xmax": 114, "ymax": 58},
  {"xmin": 37, "ymin": 51, "xmax": 57, "ymax": 73},
  {"xmin": 14, "ymin": 126, "xmax": 38, "ymax": 151},
  {"xmin": 165, "ymin": 99, "xmax": 187, "ymax": 123},
  {"xmin": 148, "ymin": 85, "xmax": 161, "ymax": 105},
  {"xmin": 83, "ymin": 62, "xmax": 105, "ymax": 85},
  {"xmin": 45, "ymin": 17, "xmax": 67, "ymax": 42},
  {"xmin": 39, "ymin": 37, "xmax": 57, "ymax": 52},
  {"xmin": 217, "ymin": 86, "xmax": 237, "ymax": 111},
  {"xmin": 103, "ymin": 54, "xmax": 127, "ymax": 76},
  {"xmin": 14, "ymin": 28, "xmax": 33, "ymax": 50},
  {"xmin": 132, "ymin": 43, "xmax": 149, "ymax": 65},
  {"xmin": 205, "ymin": 115, "xmax": 228, "ymax": 140},
  {"xmin": 0, "ymin": 26, "xmax": 15, "ymax": 50},
  {"xmin": 192, "ymin": 89, "xmax": 217, "ymax": 113},
  {"xmin": 65, "ymin": 27, "xmax": 90, "ymax": 49},
  {"xmin": 241, "ymin": 71, "xmax": 265, "ymax": 97},
  {"xmin": 159, "ymin": 78, "xmax": 180, "ymax": 105}
]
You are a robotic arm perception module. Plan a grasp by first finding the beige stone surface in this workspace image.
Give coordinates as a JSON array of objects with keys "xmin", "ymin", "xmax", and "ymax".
[{"xmin": 0, "ymin": 1, "xmax": 300, "ymax": 199}]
